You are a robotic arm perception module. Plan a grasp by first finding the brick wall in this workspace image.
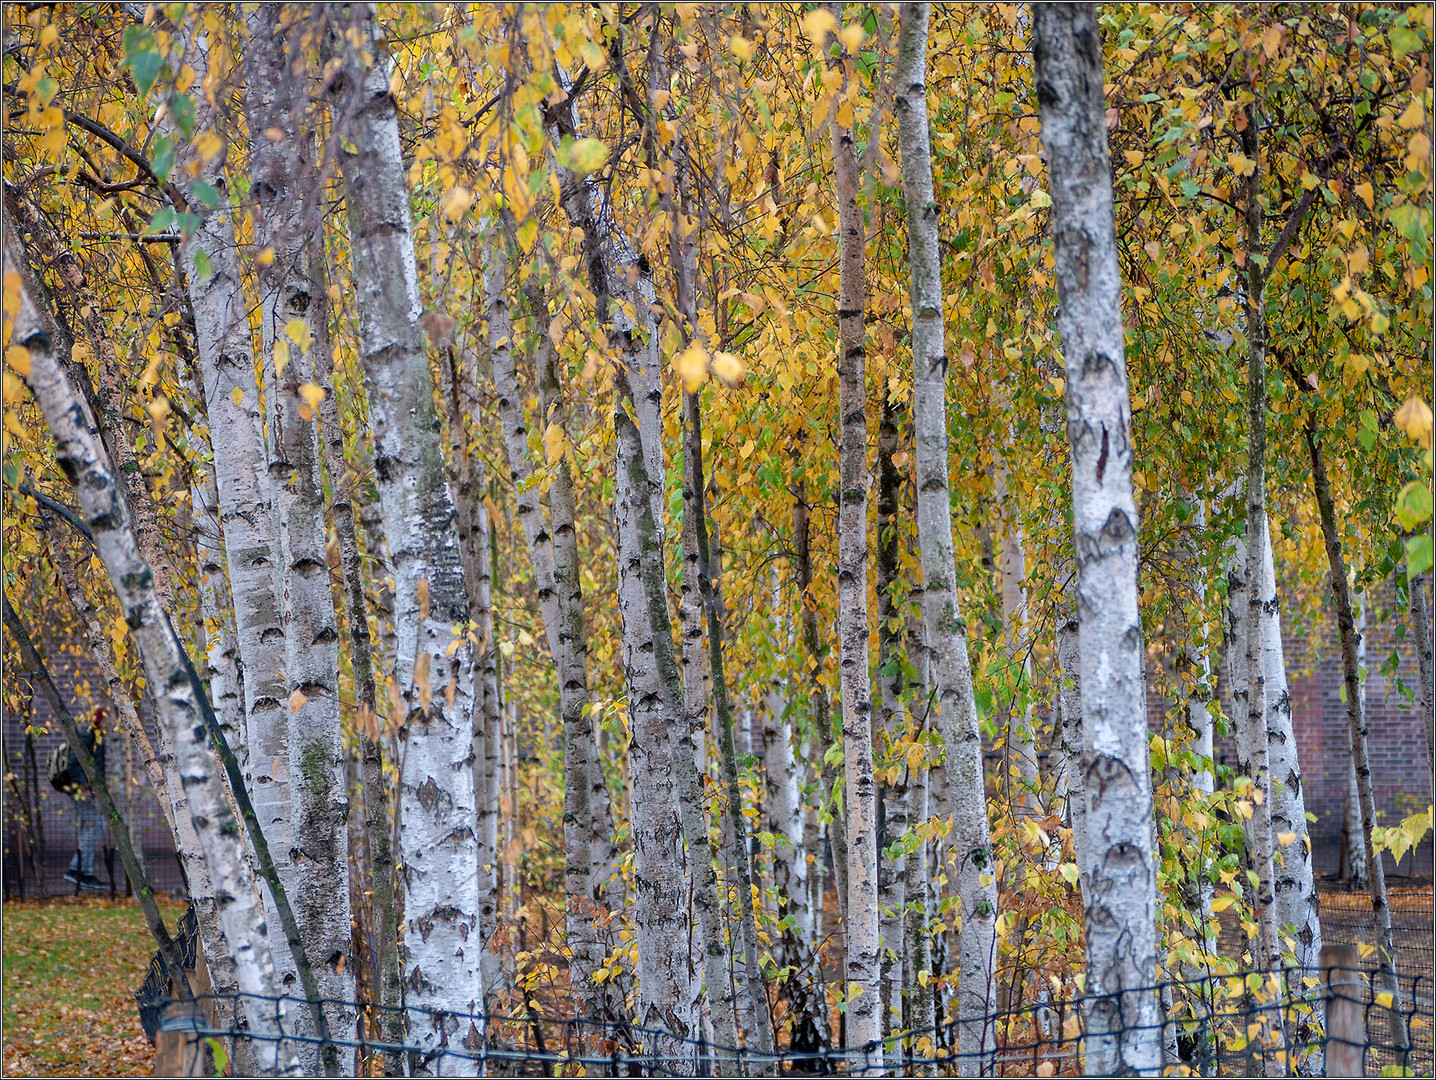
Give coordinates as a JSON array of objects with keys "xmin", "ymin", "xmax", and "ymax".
[{"xmin": 1211, "ymin": 577, "xmax": 1433, "ymax": 877}]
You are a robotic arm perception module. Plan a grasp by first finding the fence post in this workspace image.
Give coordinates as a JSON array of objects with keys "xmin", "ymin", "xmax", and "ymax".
[{"xmin": 1321, "ymin": 943, "xmax": 1366, "ymax": 1078}]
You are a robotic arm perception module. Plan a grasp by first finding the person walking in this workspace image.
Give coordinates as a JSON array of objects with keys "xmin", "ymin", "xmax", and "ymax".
[{"xmin": 48, "ymin": 708, "xmax": 108, "ymax": 894}]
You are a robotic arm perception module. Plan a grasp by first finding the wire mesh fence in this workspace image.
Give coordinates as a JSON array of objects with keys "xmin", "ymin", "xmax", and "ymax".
[{"xmin": 138, "ymin": 960, "xmax": 1430, "ymax": 1077}]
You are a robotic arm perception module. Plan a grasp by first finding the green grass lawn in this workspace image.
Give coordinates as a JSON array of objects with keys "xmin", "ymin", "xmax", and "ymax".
[{"xmin": 4, "ymin": 896, "xmax": 186, "ymax": 1076}]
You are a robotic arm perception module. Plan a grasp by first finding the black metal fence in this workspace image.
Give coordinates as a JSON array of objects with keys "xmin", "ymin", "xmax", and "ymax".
[{"xmin": 137, "ymin": 964, "xmax": 1430, "ymax": 1077}]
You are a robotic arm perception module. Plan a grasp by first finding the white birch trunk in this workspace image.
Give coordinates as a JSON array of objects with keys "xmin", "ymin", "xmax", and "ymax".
[
  {"xmin": 508, "ymin": 281, "xmax": 605, "ymax": 1019},
  {"xmin": 50, "ymin": 533, "xmax": 241, "ymax": 1021},
  {"xmin": 329, "ymin": 7, "xmax": 482, "ymax": 1066},
  {"xmin": 547, "ymin": 76, "xmax": 708, "ymax": 1053},
  {"xmin": 162, "ymin": 24, "xmax": 300, "ymax": 996},
  {"xmin": 1255, "ymin": 536, "xmax": 1321, "ymax": 966},
  {"xmin": 902, "ymin": 606, "xmax": 936, "ymax": 1070},
  {"xmin": 826, "ymin": 13, "xmax": 881, "ymax": 1064},
  {"xmin": 1032, "ymin": 6, "xmax": 1161, "ymax": 1072},
  {"xmin": 1342, "ymin": 610, "xmax": 1369, "ymax": 887},
  {"xmin": 763, "ymin": 568, "xmax": 809, "ymax": 959},
  {"xmin": 467, "ymin": 258, "xmax": 504, "ymax": 997},
  {"xmin": 793, "ymin": 481, "xmax": 847, "ymax": 922},
  {"xmin": 244, "ymin": 10, "xmax": 355, "ymax": 1047},
  {"xmin": 6, "ymin": 244, "xmax": 300, "ymax": 1076},
  {"xmin": 874, "ymin": 384, "xmax": 908, "ymax": 1042},
  {"xmin": 897, "ymin": 6, "xmax": 996, "ymax": 1070}
]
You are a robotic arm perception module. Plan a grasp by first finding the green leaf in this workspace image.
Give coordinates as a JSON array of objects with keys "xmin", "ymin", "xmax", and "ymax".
[
  {"xmin": 145, "ymin": 206, "xmax": 176, "ymax": 236},
  {"xmin": 1395, "ymin": 480, "xmax": 1432, "ymax": 531},
  {"xmin": 191, "ymin": 180, "xmax": 221, "ymax": 209},
  {"xmin": 1407, "ymin": 533, "xmax": 1433, "ymax": 578},
  {"xmin": 149, "ymin": 136, "xmax": 175, "ymax": 182},
  {"xmin": 1389, "ymin": 27, "xmax": 1422, "ymax": 61},
  {"xmin": 1358, "ymin": 410, "xmax": 1379, "ymax": 451},
  {"xmin": 192, "ymin": 248, "xmax": 211, "ymax": 282},
  {"xmin": 1389, "ymin": 203, "xmax": 1429, "ymax": 249},
  {"xmin": 168, "ymin": 91, "xmax": 195, "ymax": 138},
  {"xmin": 122, "ymin": 25, "xmax": 163, "ymax": 99},
  {"xmin": 559, "ymin": 137, "xmax": 609, "ymax": 176}
]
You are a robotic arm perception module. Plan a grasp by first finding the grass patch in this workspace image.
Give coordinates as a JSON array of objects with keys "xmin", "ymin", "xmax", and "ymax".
[{"xmin": 3, "ymin": 896, "xmax": 185, "ymax": 1076}]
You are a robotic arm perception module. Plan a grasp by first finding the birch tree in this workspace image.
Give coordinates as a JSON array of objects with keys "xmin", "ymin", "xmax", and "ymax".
[
  {"xmin": 327, "ymin": 6, "xmax": 483, "ymax": 1065},
  {"xmin": 496, "ymin": 275, "xmax": 605, "ymax": 1021},
  {"xmin": 896, "ymin": 5, "xmax": 996, "ymax": 1069},
  {"xmin": 1305, "ymin": 419, "xmax": 1410, "ymax": 1057},
  {"xmin": 873, "ymin": 381, "xmax": 908, "ymax": 1040},
  {"xmin": 306, "ymin": 232, "xmax": 402, "ymax": 1058},
  {"xmin": 1032, "ymin": 6, "xmax": 1161, "ymax": 1071},
  {"xmin": 159, "ymin": 21, "xmax": 299, "ymax": 995},
  {"xmin": 546, "ymin": 63, "xmax": 709, "ymax": 1057},
  {"xmin": 244, "ymin": 9, "xmax": 354, "ymax": 1042},
  {"xmin": 5, "ymin": 243, "xmax": 300, "ymax": 1077},
  {"xmin": 824, "ymin": 10, "xmax": 881, "ymax": 1062}
]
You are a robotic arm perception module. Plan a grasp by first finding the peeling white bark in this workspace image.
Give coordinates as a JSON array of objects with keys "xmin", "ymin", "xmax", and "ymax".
[
  {"xmin": 897, "ymin": 6, "xmax": 995, "ymax": 1070},
  {"xmin": 244, "ymin": 9, "xmax": 355, "ymax": 1047},
  {"xmin": 7, "ymin": 243, "xmax": 300, "ymax": 1076},
  {"xmin": 329, "ymin": 7, "xmax": 481, "ymax": 1067},
  {"xmin": 827, "ymin": 12, "xmax": 881, "ymax": 1063},
  {"xmin": 1032, "ymin": 6, "xmax": 1161, "ymax": 1072},
  {"xmin": 510, "ymin": 281, "xmax": 605, "ymax": 1019}
]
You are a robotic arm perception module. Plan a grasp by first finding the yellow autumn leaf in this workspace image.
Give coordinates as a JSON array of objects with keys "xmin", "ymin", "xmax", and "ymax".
[
  {"xmin": 5, "ymin": 346, "xmax": 31, "ymax": 377},
  {"xmin": 284, "ymin": 318, "xmax": 312, "ymax": 354},
  {"xmin": 443, "ymin": 186, "xmax": 473, "ymax": 221},
  {"xmin": 1228, "ymin": 154, "xmax": 1256, "ymax": 177},
  {"xmin": 1354, "ymin": 181, "xmax": 1374, "ymax": 210},
  {"xmin": 1395, "ymin": 397, "xmax": 1432, "ymax": 450},
  {"xmin": 1124, "ymin": 150, "xmax": 1144, "ymax": 167},
  {"xmin": 230, "ymin": 386, "xmax": 245, "ymax": 407},
  {"xmin": 194, "ymin": 130, "xmax": 223, "ymax": 161},
  {"xmin": 147, "ymin": 395, "xmax": 171, "ymax": 428},
  {"xmin": 673, "ymin": 341, "xmax": 709, "ymax": 393},
  {"xmin": 543, "ymin": 422, "xmax": 565, "ymax": 466},
  {"xmin": 1059, "ymin": 862, "xmax": 1080, "ymax": 886},
  {"xmin": 711, "ymin": 351, "xmax": 744, "ymax": 387},
  {"xmin": 255, "ymin": 247, "xmax": 275, "ymax": 267},
  {"xmin": 288, "ymin": 688, "xmax": 307, "ymax": 713},
  {"xmin": 1398, "ymin": 97, "xmax": 1424, "ymax": 130},
  {"xmin": 802, "ymin": 8, "xmax": 838, "ymax": 44},
  {"xmin": 273, "ymin": 337, "xmax": 291, "ymax": 376},
  {"xmin": 729, "ymin": 34, "xmax": 753, "ymax": 60},
  {"xmin": 1209, "ymin": 895, "xmax": 1236, "ymax": 913},
  {"xmin": 562, "ymin": 138, "xmax": 609, "ymax": 177},
  {"xmin": 1276, "ymin": 832, "xmax": 1297, "ymax": 847},
  {"xmin": 297, "ymin": 382, "xmax": 324, "ymax": 421},
  {"xmin": 837, "ymin": 23, "xmax": 865, "ymax": 52}
]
